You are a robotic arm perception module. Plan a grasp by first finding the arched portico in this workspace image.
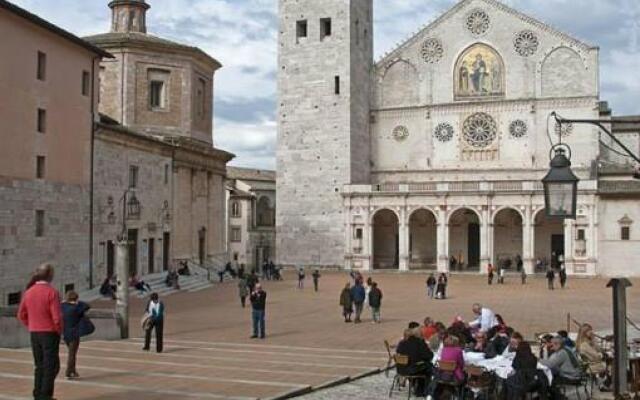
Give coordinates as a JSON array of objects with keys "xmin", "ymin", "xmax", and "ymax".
[
  {"xmin": 534, "ymin": 209, "xmax": 565, "ymax": 272},
  {"xmin": 448, "ymin": 208, "xmax": 481, "ymax": 271},
  {"xmin": 492, "ymin": 208, "xmax": 524, "ymax": 270},
  {"xmin": 408, "ymin": 208, "xmax": 438, "ymax": 270},
  {"xmin": 372, "ymin": 209, "xmax": 399, "ymax": 269}
]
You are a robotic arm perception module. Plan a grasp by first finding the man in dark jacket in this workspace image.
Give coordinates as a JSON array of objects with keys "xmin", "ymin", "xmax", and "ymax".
[
  {"xmin": 396, "ymin": 329, "xmax": 434, "ymax": 396},
  {"xmin": 250, "ymin": 284, "xmax": 267, "ymax": 339},
  {"xmin": 368, "ymin": 282, "xmax": 383, "ymax": 323},
  {"xmin": 350, "ymin": 281, "xmax": 366, "ymax": 323}
]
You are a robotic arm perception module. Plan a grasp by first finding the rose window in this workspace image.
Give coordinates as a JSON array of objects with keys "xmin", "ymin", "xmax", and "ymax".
[
  {"xmin": 463, "ymin": 113, "xmax": 497, "ymax": 148},
  {"xmin": 509, "ymin": 120, "xmax": 528, "ymax": 138},
  {"xmin": 434, "ymin": 123, "xmax": 454, "ymax": 143},
  {"xmin": 514, "ymin": 30, "xmax": 539, "ymax": 57},
  {"xmin": 466, "ymin": 9, "xmax": 491, "ymax": 36},
  {"xmin": 421, "ymin": 38, "xmax": 444, "ymax": 64},
  {"xmin": 392, "ymin": 125, "xmax": 409, "ymax": 141}
]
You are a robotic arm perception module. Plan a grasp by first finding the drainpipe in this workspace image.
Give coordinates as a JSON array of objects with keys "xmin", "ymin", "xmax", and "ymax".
[{"xmin": 89, "ymin": 56, "xmax": 99, "ymax": 289}]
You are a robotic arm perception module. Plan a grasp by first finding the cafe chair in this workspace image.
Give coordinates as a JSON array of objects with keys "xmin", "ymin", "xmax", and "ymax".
[
  {"xmin": 465, "ymin": 365, "xmax": 495, "ymax": 399},
  {"xmin": 384, "ymin": 340, "xmax": 394, "ymax": 377},
  {"xmin": 557, "ymin": 363, "xmax": 593, "ymax": 400},
  {"xmin": 389, "ymin": 354, "xmax": 427, "ymax": 399},
  {"xmin": 433, "ymin": 360, "xmax": 465, "ymax": 400}
]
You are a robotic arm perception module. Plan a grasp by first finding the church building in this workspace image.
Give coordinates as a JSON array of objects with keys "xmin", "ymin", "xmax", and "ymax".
[{"xmin": 277, "ymin": 0, "xmax": 640, "ymax": 276}]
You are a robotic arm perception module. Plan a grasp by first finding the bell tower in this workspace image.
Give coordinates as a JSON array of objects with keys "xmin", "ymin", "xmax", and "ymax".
[{"xmin": 109, "ymin": 0, "xmax": 150, "ymax": 33}]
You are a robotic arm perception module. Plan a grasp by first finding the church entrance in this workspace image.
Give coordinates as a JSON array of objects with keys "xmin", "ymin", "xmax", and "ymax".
[
  {"xmin": 372, "ymin": 209, "xmax": 399, "ymax": 269},
  {"xmin": 534, "ymin": 211, "xmax": 564, "ymax": 273},
  {"xmin": 493, "ymin": 208, "xmax": 523, "ymax": 271},
  {"xmin": 408, "ymin": 209, "xmax": 437, "ymax": 270},
  {"xmin": 449, "ymin": 208, "xmax": 481, "ymax": 272}
]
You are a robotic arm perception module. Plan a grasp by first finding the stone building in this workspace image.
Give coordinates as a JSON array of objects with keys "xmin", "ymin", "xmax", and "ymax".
[
  {"xmin": 277, "ymin": 0, "xmax": 640, "ymax": 275},
  {"xmin": 87, "ymin": 0, "xmax": 233, "ymax": 281},
  {"xmin": 226, "ymin": 167, "xmax": 276, "ymax": 272},
  {"xmin": 0, "ymin": 0, "xmax": 111, "ymax": 305}
]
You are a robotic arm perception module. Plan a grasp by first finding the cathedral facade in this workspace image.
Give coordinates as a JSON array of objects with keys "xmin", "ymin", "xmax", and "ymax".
[{"xmin": 277, "ymin": 0, "xmax": 640, "ymax": 276}]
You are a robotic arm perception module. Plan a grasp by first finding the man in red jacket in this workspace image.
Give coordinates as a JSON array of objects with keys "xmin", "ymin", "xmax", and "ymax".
[{"xmin": 18, "ymin": 263, "xmax": 62, "ymax": 400}]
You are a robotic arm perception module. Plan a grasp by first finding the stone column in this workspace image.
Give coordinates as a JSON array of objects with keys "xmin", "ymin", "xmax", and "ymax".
[
  {"xmin": 564, "ymin": 219, "xmax": 574, "ymax": 273},
  {"xmin": 437, "ymin": 206, "xmax": 448, "ymax": 272},
  {"xmin": 115, "ymin": 239, "xmax": 129, "ymax": 339},
  {"xmin": 522, "ymin": 207, "xmax": 535, "ymax": 274},
  {"xmin": 362, "ymin": 208, "xmax": 372, "ymax": 271},
  {"xmin": 344, "ymin": 205, "xmax": 352, "ymax": 270},
  {"xmin": 398, "ymin": 207, "xmax": 409, "ymax": 271},
  {"xmin": 480, "ymin": 207, "xmax": 490, "ymax": 273}
]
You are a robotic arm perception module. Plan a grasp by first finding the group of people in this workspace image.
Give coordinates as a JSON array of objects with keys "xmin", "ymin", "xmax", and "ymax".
[
  {"xmin": 392, "ymin": 303, "xmax": 612, "ymax": 399},
  {"xmin": 425, "ymin": 273, "xmax": 449, "ymax": 299},
  {"xmin": 296, "ymin": 267, "xmax": 321, "ymax": 291},
  {"xmin": 340, "ymin": 273, "xmax": 384, "ymax": 324}
]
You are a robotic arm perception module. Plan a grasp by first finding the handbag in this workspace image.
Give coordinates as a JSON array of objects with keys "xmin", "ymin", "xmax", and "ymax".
[
  {"xmin": 78, "ymin": 316, "xmax": 95, "ymax": 337},
  {"xmin": 141, "ymin": 312, "xmax": 152, "ymax": 331}
]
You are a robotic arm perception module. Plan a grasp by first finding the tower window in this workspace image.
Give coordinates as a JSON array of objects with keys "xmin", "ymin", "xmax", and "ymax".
[
  {"xmin": 35, "ymin": 210, "xmax": 45, "ymax": 237},
  {"xmin": 334, "ymin": 76, "xmax": 340, "ymax": 95},
  {"xmin": 355, "ymin": 19, "xmax": 360, "ymax": 45},
  {"xmin": 164, "ymin": 164, "xmax": 169, "ymax": 185},
  {"xmin": 320, "ymin": 18, "xmax": 332, "ymax": 40},
  {"xmin": 231, "ymin": 201, "xmax": 241, "ymax": 218},
  {"xmin": 129, "ymin": 165, "xmax": 139, "ymax": 188},
  {"xmin": 196, "ymin": 78, "xmax": 206, "ymax": 118},
  {"xmin": 36, "ymin": 156, "xmax": 45, "ymax": 179},
  {"xmin": 37, "ymin": 51, "xmax": 46, "ymax": 81},
  {"xmin": 82, "ymin": 71, "xmax": 90, "ymax": 96},
  {"xmin": 621, "ymin": 226, "xmax": 631, "ymax": 241},
  {"xmin": 296, "ymin": 20, "xmax": 308, "ymax": 40},
  {"xmin": 149, "ymin": 81, "xmax": 165, "ymax": 109},
  {"xmin": 37, "ymin": 108, "xmax": 46, "ymax": 133}
]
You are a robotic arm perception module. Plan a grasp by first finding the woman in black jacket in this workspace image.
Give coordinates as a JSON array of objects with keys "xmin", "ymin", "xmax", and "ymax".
[{"xmin": 503, "ymin": 342, "xmax": 549, "ymax": 400}]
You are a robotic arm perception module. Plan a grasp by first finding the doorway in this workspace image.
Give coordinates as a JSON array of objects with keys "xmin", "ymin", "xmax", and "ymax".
[
  {"xmin": 106, "ymin": 240, "xmax": 115, "ymax": 278},
  {"xmin": 551, "ymin": 234, "xmax": 565, "ymax": 268},
  {"xmin": 198, "ymin": 228, "xmax": 206, "ymax": 265},
  {"xmin": 468, "ymin": 223, "xmax": 480, "ymax": 269},
  {"xmin": 148, "ymin": 238, "xmax": 155, "ymax": 274},
  {"xmin": 162, "ymin": 232, "xmax": 170, "ymax": 271}
]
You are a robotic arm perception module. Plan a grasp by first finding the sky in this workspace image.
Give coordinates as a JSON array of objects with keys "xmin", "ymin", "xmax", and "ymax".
[{"xmin": 12, "ymin": 0, "xmax": 640, "ymax": 170}]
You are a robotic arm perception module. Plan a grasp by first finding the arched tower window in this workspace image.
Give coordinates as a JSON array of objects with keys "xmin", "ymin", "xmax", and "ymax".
[{"xmin": 454, "ymin": 43, "xmax": 505, "ymax": 100}]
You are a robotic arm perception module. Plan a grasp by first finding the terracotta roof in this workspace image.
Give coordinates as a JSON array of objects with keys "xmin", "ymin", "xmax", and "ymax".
[
  {"xmin": 227, "ymin": 167, "xmax": 275, "ymax": 182},
  {"xmin": 0, "ymin": 0, "xmax": 113, "ymax": 59},
  {"xmin": 84, "ymin": 32, "xmax": 221, "ymax": 69}
]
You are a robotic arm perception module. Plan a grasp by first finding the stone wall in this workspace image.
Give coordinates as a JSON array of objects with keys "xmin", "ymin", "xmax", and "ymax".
[{"xmin": 598, "ymin": 198, "xmax": 640, "ymax": 276}]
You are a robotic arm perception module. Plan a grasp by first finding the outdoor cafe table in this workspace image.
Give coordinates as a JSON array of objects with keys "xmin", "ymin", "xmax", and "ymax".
[{"xmin": 462, "ymin": 351, "xmax": 553, "ymax": 384}]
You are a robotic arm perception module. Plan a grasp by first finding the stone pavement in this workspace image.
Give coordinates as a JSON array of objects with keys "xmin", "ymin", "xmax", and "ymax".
[{"xmin": 0, "ymin": 272, "xmax": 637, "ymax": 399}]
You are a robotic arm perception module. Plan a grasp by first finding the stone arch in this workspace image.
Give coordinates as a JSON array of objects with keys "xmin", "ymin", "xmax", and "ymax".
[
  {"xmin": 541, "ymin": 47, "xmax": 590, "ymax": 97},
  {"xmin": 533, "ymin": 207, "xmax": 565, "ymax": 272},
  {"xmin": 491, "ymin": 206, "xmax": 524, "ymax": 224},
  {"xmin": 409, "ymin": 208, "xmax": 438, "ymax": 270},
  {"xmin": 448, "ymin": 207, "xmax": 481, "ymax": 271},
  {"xmin": 380, "ymin": 58, "xmax": 420, "ymax": 108},
  {"xmin": 453, "ymin": 42, "xmax": 505, "ymax": 99},
  {"xmin": 372, "ymin": 208, "xmax": 399, "ymax": 269},
  {"xmin": 492, "ymin": 208, "xmax": 523, "ymax": 270},
  {"xmin": 408, "ymin": 207, "xmax": 440, "ymax": 225}
]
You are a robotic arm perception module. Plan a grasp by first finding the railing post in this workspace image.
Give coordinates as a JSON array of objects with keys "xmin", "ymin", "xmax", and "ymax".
[
  {"xmin": 115, "ymin": 239, "xmax": 130, "ymax": 339},
  {"xmin": 607, "ymin": 278, "xmax": 632, "ymax": 398}
]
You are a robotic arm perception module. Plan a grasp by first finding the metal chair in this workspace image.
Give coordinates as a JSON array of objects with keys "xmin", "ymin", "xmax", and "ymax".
[
  {"xmin": 433, "ymin": 360, "xmax": 465, "ymax": 400},
  {"xmin": 557, "ymin": 364, "xmax": 593, "ymax": 400},
  {"xmin": 388, "ymin": 354, "xmax": 427, "ymax": 399},
  {"xmin": 384, "ymin": 340, "xmax": 394, "ymax": 377}
]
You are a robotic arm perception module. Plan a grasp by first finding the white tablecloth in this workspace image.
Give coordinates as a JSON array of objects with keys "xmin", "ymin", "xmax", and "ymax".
[{"xmin": 464, "ymin": 352, "xmax": 553, "ymax": 384}]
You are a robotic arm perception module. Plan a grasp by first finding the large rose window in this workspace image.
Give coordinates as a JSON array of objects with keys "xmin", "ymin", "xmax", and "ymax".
[{"xmin": 463, "ymin": 113, "xmax": 497, "ymax": 148}]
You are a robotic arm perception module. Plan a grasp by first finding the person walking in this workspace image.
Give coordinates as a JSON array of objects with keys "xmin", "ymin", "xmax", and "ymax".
[
  {"xmin": 487, "ymin": 263, "xmax": 494, "ymax": 285},
  {"xmin": 520, "ymin": 268, "xmax": 527, "ymax": 285},
  {"xmin": 436, "ymin": 273, "xmax": 448, "ymax": 299},
  {"xmin": 498, "ymin": 265, "xmax": 506, "ymax": 284},
  {"xmin": 17, "ymin": 263, "xmax": 62, "ymax": 400},
  {"xmin": 61, "ymin": 291, "xmax": 91, "ymax": 379},
  {"xmin": 368, "ymin": 282, "xmax": 383, "ymax": 323},
  {"xmin": 426, "ymin": 274, "xmax": 436, "ymax": 299},
  {"xmin": 312, "ymin": 269, "xmax": 321, "ymax": 292},
  {"xmin": 238, "ymin": 276, "xmax": 249, "ymax": 308},
  {"xmin": 339, "ymin": 283, "xmax": 353, "ymax": 322},
  {"xmin": 350, "ymin": 280, "xmax": 366, "ymax": 323},
  {"xmin": 559, "ymin": 263, "xmax": 567, "ymax": 289},
  {"xmin": 247, "ymin": 270, "xmax": 258, "ymax": 292},
  {"xmin": 250, "ymin": 283, "xmax": 267, "ymax": 339},
  {"xmin": 297, "ymin": 267, "xmax": 305, "ymax": 289},
  {"xmin": 546, "ymin": 268, "xmax": 555, "ymax": 290},
  {"xmin": 516, "ymin": 254, "xmax": 523, "ymax": 272},
  {"xmin": 143, "ymin": 293, "xmax": 165, "ymax": 353}
]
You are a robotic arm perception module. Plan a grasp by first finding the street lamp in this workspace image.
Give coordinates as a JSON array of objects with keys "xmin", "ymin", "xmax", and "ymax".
[{"xmin": 542, "ymin": 145, "xmax": 579, "ymax": 219}]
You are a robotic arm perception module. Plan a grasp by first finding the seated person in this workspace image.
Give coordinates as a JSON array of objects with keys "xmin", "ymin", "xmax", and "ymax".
[
  {"xmin": 504, "ymin": 342, "xmax": 550, "ymax": 399},
  {"xmin": 428, "ymin": 322, "xmax": 446, "ymax": 353},
  {"xmin": 99, "ymin": 276, "xmax": 117, "ymax": 299},
  {"xmin": 471, "ymin": 331, "xmax": 488, "ymax": 353},
  {"xmin": 396, "ymin": 327, "xmax": 434, "ymax": 396},
  {"xmin": 484, "ymin": 326, "xmax": 510, "ymax": 358},
  {"xmin": 427, "ymin": 335, "xmax": 465, "ymax": 400},
  {"xmin": 504, "ymin": 331, "xmax": 525, "ymax": 355},
  {"xmin": 557, "ymin": 330, "xmax": 575, "ymax": 350},
  {"xmin": 576, "ymin": 324, "xmax": 610, "ymax": 391},
  {"xmin": 539, "ymin": 334, "xmax": 555, "ymax": 360},
  {"xmin": 165, "ymin": 269, "xmax": 180, "ymax": 289},
  {"xmin": 421, "ymin": 317, "xmax": 437, "ymax": 341},
  {"xmin": 130, "ymin": 275, "xmax": 151, "ymax": 293},
  {"xmin": 449, "ymin": 316, "xmax": 473, "ymax": 345},
  {"xmin": 540, "ymin": 336, "xmax": 582, "ymax": 384},
  {"xmin": 178, "ymin": 261, "xmax": 191, "ymax": 276}
]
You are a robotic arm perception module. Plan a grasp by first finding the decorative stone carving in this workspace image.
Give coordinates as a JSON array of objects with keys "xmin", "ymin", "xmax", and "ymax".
[
  {"xmin": 434, "ymin": 123, "xmax": 454, "ymax": 143},
  {"xmin": 463, "ymin": 113, "xmax": 497, "ymax": 148},
  {"xmin": 392, "ymin": 125, "xmax": 409, "ymax": 141},
  {"xmin": 555, "ymin": 121, "xmax": 574, "ymax": 138},
  {"xmin": 514, "ymin": 30, "xmax": 539, "ymax": 57},
  {"xmin": 509, "ymin": 120, "xmax": 528, "ymax": 138},
  {"xmin": 466, "ymin": 9, "xmax": 490, "ymax": 36},
  {"xmin": 421, "ymin": 38, "xmax": 444, "ymax": 64}
]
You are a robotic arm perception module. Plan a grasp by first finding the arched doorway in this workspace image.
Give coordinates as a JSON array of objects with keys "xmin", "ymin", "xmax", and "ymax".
[
  {"xmin": 534, "ymin": 210, "xmax": 564, "ymax": 273},
  {"xmin": 493, "ymin": 208, "xmax": 523, "ymax": 271},
  {"xmin": 372, "ymin": 209, "xmax": 399, "ymax": 269},
  {"xmin": 448, "ymin": 208, "xmax": 481, "ymax": 271},
  {"xmin": 409, "ymin": 209, "xmax": 437, "ymax": 270}
]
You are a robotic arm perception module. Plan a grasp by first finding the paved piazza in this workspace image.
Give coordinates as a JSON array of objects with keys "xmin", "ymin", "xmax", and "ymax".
[{"xmin": 0, "ymin": 272, "xmax": 638, "ymax": 399}]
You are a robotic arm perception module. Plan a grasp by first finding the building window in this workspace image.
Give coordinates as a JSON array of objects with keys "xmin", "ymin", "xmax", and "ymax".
[
  {"xmin": 231, "ymin": 201, "xmax": 241, "ymax": 218},
  {"xmin": 37, "ymin": 51, "xmax": 46, "ymax": 81},
  {"xmin": 621, "ymin": 226, "xmax": 631, "ymax": 241},
  {"xmin": 257, "ymin": 197, "xmax": 274, "ymax": 227},
  {"xmin": 196, "ymin": 78, "xmax": 206, "ymax": 118},
  {"xmin": 36, "ymin": 156, "xmax": 45, "ymax": 179},
  {"xmin": 149, "ymin": 80, "xmax": 165, "ymax": 109},
  {"xmin": 164, "ymin": 164, "xmax": 169, "ymax": 185},
  {"xmin": 334, "ymin": 76, "xmax": 340, "ymax": 95},
  {"xmin": 64, "ymin": 284, "xmax": 75, "ymax": 294},
  {"xmin": 8, "ymin": 291, "xmax": 21, "ymax": 306},
  {"xmin": 320, "ymin": 18, "xmax": 332, "ymax": 40},
  {"xmin": 355, "ymin": 228, "xmax": 363, "ymax": 239},
  {"xmin": 233, "ymin": 252, "xmax": 239, "ymax": 261},
  {"xmin": 129, "ymin": 165, "xmax": 139, "ymax": 188},
  {"xmin": 355, "ymin": 19, "xmax": 360, "ymax": 45},
  {"xmin": 577, "ymin": 229, "xmax": 585, "ymax": 241},
  {"xmin": 82, "ymin": 70, "xmax": 90, "ymax": 96},
  {"xmin": 37, "ymin": 108, "xmax": 46, "ymax": 133},
  {"xmin": 35, "ymin": 210, "xmax": 45, "ymax": 237},
  {"xmin": 296, "ymin": 20, "xmax": 308, "ymax": 40},
  {"xmin": 231, "ymin": 227, "xmax": 242, "ymax": 242}
]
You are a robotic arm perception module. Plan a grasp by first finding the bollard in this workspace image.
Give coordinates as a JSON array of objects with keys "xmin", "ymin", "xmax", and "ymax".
[
  {"xmin": 115, "ymin": 239, "xmax": 130, "ymax": 339},
  {"xmin": 607, "ymin": 278, "xmax": 632, "ymax": 398}
]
